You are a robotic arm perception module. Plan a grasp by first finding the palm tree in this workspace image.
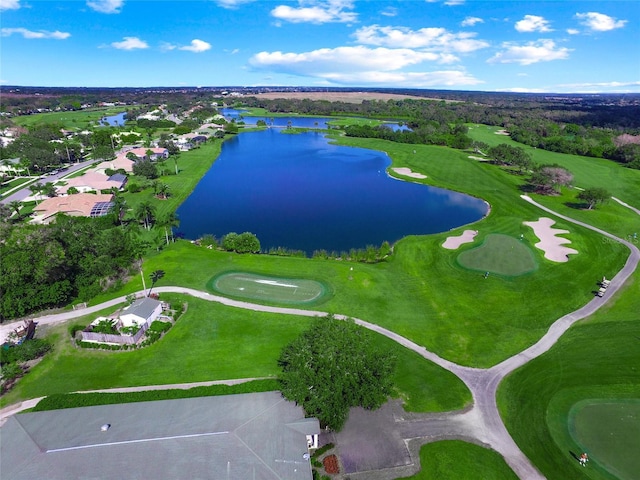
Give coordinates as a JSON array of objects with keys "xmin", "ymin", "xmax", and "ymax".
[
  {"xmin": 158, "ymin": 211, "xmax": 180, "ymax": 245},
  {"xmin": 148, "ymin": 269, "xmax": 165, "ymax": 296},
  {"xmin": 155, "ymin": 182, "xmax": 170, "ymax": 200},
  {"xmin": 29, "ymin": 183, "xmax": 44, "ymax": 205},
  {"xmin": 134, "ymin": 201, "xmax": 156, "ymax": 230},
  {"xmin": 111, "ymin": 193, "xmax": 127, "ymax": 225},
  {"xmin": 8, "ymin": 200, "xmax": 22, "ymax": 218}
]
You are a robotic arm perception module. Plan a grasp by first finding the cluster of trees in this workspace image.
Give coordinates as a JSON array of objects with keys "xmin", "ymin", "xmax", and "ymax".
[
  {"xmin": 344, "ymin": 123, "xmax": 472, "ymax": 149},
  {"xmin": 486, "ymin": 144, "xmax": 533, "ymax": 173},
  {"xmin": 0, "ymin": 215, "xmax": 138, "ymax": 320},
  {"xmin": 242, "ymin": 95, "xmax": 640, "ymax": 167},
  {"xmin": 312, "ymin": 241, "xmax": 392, "ymax": 263},
  {"xmin": 196, "ymin": 232, "xmax": 261, "ymax": 253},
  {"xmin": 278, "ymin": 316, "xmax": 395, "ymax": 430},
  {"xmin": 0, "ymin": 338, "xmax": 52, "ymax": 392}
]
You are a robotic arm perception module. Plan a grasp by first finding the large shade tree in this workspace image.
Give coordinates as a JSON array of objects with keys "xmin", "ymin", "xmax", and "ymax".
[{"xmin": 278, "ymin": 315, "xmax": 396, "ymax": 431}]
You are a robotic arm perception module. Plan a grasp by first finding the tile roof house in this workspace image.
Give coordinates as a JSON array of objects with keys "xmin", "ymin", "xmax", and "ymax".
[
  {"xmin": 57, "ymin": 171, "xmax": 126, "ymax": 194},
  {"xmin": 31, "ymin": 193, "xmax": 114, "ymax": 224},
  {"xmin": 119, "ymin": 297, "xmax": 163, "ymax": 328},
  {"xmin": 94, "ymin": 155, "xmax": 135, "ymax": 173},
  {"xmin": 0, "ymin": 392, "xmax": 320, "ymax": 480},
  {"xmin": 124, "ymin": 147, "xmax": 169, "ymax": 161}
]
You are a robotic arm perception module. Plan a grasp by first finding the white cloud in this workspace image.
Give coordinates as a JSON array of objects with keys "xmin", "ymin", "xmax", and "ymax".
[
  {"xmin": 111, "ymin": 36, "xmax": 148, "ymax": 50},
  {"xmin": 488, "ymin": 39, "xmax": 571, "ymax": 65},
  {"xmin": 559, "ymin": 80, "xmax": 640, "ymax": 89},
  {"xmin": 515, "ymin": 15, "xmax": 552, "ymax": 33},
  {"xmin": 251, "ymin": 46, "xmax": 444, "ymax": 73},
  {"xmin": 271, "ymin": 0, "xmax": 357, "ymax": 24},
  {"xmin": 576, "ymin": 12, "xmax": 626, "ymax": 32},
  {"xmin": 502, "ymin": 87, "xmax": 545, "ymax": 93},
  {"xmin": 87, "ymin": 0, "xmax": 124, "ymax": 14},
  {"xmin": 1, "ymin": 28, "xmax": 71, "ymax": 39},
  {"xmin": 0, "ymin": 0, "xmax": 20, "ymax": 12},
  {"xmin": 354, "ymin": 25, "xmax": 489, "ymax": 53},
  {"xmin": 160, "ymin": 42, "xmax": 177, "ymax": 52},
  {"xmin": 248, "ymin": 45, "xmax": 481, "ymax": 87},
  {"xmin": 461, "ymin": 16, "xmax": 483, "ymax": 27},
  {"xmin": 320, "ymin": 70, "xmax": 482, "ymax": 87},
  {"xmin": 214, "ymin": 0, "xmax": 256, "ymax": 8},
  {"xmin": 179, "ymin": 39, "xmax": 211, "ymax": 53},
  {"xmin": 444, "ymin": 0, "xmax": 465, "ymax": 5},
  {"xmin": 381, "ymin": 6, "xmax": 397, "ymax": 17},
  {"xmin": 566, "ymin": 28, "xmax": 580, "ymax": 35}
]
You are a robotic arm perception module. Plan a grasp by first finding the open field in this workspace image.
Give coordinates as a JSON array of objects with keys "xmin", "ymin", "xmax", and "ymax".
[
  {"xmin": 0, "ymin": 294, "xmax": 471, "ymax": 414},
  {"xmin": 12, "ymin": 107, "xmax": 124, "ymax": 129},
  {"xmin": 252, "ymin": 91, "xmax": 434, "ymax": 103},
  {"xmin": 402, "ymin": 440, "xmax": 519, "ymax": 480}
]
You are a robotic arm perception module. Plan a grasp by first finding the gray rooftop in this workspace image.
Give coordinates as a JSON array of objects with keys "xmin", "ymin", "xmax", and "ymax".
[
  {"xmin": 122, "ymin": 296, "xmax": 161, "ymax": 320},
  {"xmin": 0, "ymin": 391, "xmax": 318, "ymax": 480}
]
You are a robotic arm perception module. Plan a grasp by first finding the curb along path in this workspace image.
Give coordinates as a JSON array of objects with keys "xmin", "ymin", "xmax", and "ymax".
[{"xmin": 2, "ymin": 197, "xmax": 638, "ymax": 479}]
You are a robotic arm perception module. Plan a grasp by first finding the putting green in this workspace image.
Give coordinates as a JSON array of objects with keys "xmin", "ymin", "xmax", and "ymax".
[
  {"xmin": 209, "ymin": 271, "xmax": 330, "ymax": 305},
  {"xmin": 456, "ymin": 234, "xmax": 537, "ymax": 276},
  {"xmin": 568, "ymin": 399, "xmax": 640, "ymax": 480}
]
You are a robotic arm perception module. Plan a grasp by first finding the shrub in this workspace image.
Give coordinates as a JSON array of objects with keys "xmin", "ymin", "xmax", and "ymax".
[{"xmin": 0, "ymin": 338, "xmax": 52, "ymax": 365}]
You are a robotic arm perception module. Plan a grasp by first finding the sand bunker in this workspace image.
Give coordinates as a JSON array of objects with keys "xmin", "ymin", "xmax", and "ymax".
[
  {"xmin": 442, "ymin": 230, "xmax": 478, "ymax": 250},
  {"xmin": 392, "ymin": 167, "xmax": 427, "ymax": 179},
  {"xmin": 468, "ymin": 155, "xmax": 488, "ymax": 161},
  {"xmin": 523, "ymin": 217, "xmax": 578, "ymax": 262},
  {"xmin": 495, "ymin": 129, "xmax": 510, "ymax": 135}
]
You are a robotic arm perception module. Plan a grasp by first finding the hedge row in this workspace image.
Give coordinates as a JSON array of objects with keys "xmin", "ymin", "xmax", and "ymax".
[{"xmin": 32, "ymin": 379, "xmax": 280, "ymax": 411}]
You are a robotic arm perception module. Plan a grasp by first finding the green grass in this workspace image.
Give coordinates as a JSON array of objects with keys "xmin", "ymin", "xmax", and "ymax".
[
  {"xmin": 568, "ymin": 400, "xmax": 640, "ymax": 480},
  {"xmin": 400, "ymin": 440, "xmax": 518, "ymax": 480},
  {"xmin": 12, "ymin": 108, "xmax": 124, "ymax": 129},
  {"xmin": 467, "ymin": 124, "xmax": 640, "ymax": 208},
  {"xmin": 457, "ymin": 234, "xmax": 537, "ymax": 276},
  {"xmin": 497, "ymin": 264, "xmax": 640, "ymax": 480},
  {"xmin": 0, "ymin": 294, "xmax": 471, "ymax": 413},
  {"xmin": 210, "ymin": 271, "xmax": 330, "ymax": 305},
  {"xmin": 0, "ymin": 177, "xmax": 34, "ymax": 196}
]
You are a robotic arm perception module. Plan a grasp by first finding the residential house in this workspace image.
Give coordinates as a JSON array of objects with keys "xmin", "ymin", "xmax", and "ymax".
[
  {"xmin": 119, "ymin": 297, "xmax": 163, "ymax": 328},
  {"xmin": 94, "ymin": 155, "xmax": 135, "ymax": 174},
  {"xmin": 0, "ymin": 392, "xmax": 320, "ymax": 480},
  {"xmin": 31, "ymin": 193, "xmax": 114, "ymax": 224},
  {"xmin": 57, "ymin": 171, "xmax": 127, "ymax": 194},
  {"xmin": 123, "ymin": 147, "xmax": 169, "ymax": 161}
]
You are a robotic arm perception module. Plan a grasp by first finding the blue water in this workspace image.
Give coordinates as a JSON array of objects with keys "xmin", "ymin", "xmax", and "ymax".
[
  {"xmin": 100, "ymin": 112, "xmax": 127, "ymax": 126},
  {"xmin": 220, "ymin": 108, "xmax": 409, "ymax": 131},
  {"xmin": 177, "ymin": 129, "xmax": 487, "ymax": 255}
]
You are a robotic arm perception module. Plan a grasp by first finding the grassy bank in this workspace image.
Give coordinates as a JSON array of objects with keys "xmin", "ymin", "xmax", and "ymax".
[{"xmin": 12, "ymin": 107, "xmax": 124, "ymax": 129}]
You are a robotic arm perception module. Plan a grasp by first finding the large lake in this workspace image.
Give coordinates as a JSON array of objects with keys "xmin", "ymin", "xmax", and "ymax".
[{"xmin": 177, "ymin": 129, "xmax": 487, "ymax": 255}]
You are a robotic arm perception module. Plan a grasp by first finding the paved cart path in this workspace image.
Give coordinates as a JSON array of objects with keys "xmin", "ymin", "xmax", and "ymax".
[{"xmin": 2, "ymin": 196, "xmax": 638, "ymax": 479}]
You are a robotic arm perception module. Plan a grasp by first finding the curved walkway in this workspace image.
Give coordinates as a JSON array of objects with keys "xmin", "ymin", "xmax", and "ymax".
[{"xmin": 2, "ymin": 197, "xmax": 638, "ymax": 479}]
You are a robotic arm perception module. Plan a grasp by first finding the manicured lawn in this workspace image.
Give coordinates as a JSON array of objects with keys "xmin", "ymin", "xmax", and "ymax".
[
  {"xmin": 457, "ymin": 234, "xmax": 537, "ymax": 276},
  {"xmin": 400, "ymin": 440, "xmax": 518, "ymax": 480},
  {"xmin": 1, "ymin": 294, "xmax": 471, "ymax": 414},
  {"xmin": 568, "ymin": 400, "xmax": 640, "ymax": 479},
  {"xmin": 497, "ymin": 265, "xmax": 640, "ymax": 480},
  {"xmin": 12, "ymin": 108, "xmax": 124, "ymax": 129}
]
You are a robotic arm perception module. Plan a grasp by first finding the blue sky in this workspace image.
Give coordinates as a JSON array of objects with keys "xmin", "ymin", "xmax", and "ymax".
[{"xmin": 1, "ymin": 0, "xmax": 638, "ymax": 93}]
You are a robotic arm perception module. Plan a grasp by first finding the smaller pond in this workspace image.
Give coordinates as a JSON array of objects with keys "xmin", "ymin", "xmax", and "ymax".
[{"xmin": 100, "ymin": 112, "xmax": 127, "ymax": 126}]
